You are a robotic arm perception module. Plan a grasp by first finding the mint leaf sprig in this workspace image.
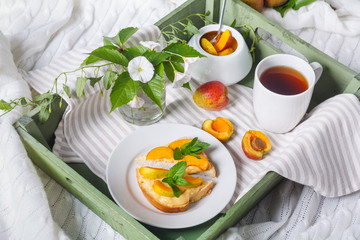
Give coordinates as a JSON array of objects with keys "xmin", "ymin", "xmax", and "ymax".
[
  {"xmin": 173, "ymin": 137, "xmax": 210, "ymax": 160},
  {"xmin": 162, "ymin": 161, "xmax": 189, "ymax": 198}
]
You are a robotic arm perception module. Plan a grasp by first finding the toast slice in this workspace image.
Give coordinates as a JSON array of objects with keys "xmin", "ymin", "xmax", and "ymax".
[{"xmin": 135, "ymin": 137, "xmax": 216, "ymax": 213}]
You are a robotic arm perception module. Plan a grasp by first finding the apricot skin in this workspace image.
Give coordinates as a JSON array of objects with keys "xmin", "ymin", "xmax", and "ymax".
[
  {"xmin": 202, "ymin": 117, "xmax": 234, "ymax": 142},
  {"xmin": 242, "ymin": 130, "xmax": 271, "ymax": 160},
  {"xmin": 193, "ymin": 81, "xmax": 229, "ymax": 111}
]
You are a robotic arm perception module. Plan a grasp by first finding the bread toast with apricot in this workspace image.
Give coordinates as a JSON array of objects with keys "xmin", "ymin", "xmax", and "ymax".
[
  {"xmin": 135, "ymin": 137, "xmax": 216, "ymax": 213},
  {"xmin": 135, "ymin": 137, "xmax": 216, "ymax": 178},
  {"xmin": 135, "ymin": 166, "xmax": 213, "ymax": 213}
]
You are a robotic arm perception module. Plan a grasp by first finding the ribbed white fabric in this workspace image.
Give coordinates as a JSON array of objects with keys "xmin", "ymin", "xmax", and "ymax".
[{"xmin": 24, "ymin": 25, "xmax": 360, "ymax": 209}]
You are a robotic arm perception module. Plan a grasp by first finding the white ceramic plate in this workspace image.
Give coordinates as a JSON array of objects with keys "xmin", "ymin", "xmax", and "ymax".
[{"xmin": 106, "ymin": 123, "xmax": 237, "ymax": 229}]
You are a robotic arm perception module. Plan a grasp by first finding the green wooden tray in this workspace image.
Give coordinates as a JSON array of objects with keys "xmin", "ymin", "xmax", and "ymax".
[{"xmin": 14, "ymin": 0, "xmax": 360, "ymax": 239}]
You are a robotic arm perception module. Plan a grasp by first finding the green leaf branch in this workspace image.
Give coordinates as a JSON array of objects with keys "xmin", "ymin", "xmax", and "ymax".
[{"xmin": 0, "ymin": 11, "xmax": 261, "ymax": 123}]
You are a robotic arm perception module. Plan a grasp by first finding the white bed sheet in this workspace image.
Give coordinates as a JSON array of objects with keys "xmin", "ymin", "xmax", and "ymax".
[{"xmin": 1, "ymin": 0, "xmax": 360, "ymax": 239}]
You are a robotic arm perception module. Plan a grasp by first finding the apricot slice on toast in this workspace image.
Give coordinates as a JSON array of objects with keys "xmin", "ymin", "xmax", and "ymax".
[
  {"xmin": 146, "ymin": 146, "xmax": 174, "ymax": 160},
  {"xmin": 182, "ymin": 175, "xmax": 203, "ymax": 188},
  {"xmin": 139, "ymin": 167, "xmax": 169, "ymax": 179},
  {"xmin": 153, "ymin": 180, "xmax": 185, "ymax": 197},
  {"xmin": 181, "ymin": 155, "xmax": 209, "ymax": 171},
  {"xmin": 168, "ymin": 139, "xmax": 192, "ymax": 151}
]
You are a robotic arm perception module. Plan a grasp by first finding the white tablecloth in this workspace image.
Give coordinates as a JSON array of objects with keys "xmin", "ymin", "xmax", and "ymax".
[{"xmin": 1, "ymin": 0, "xmax": 360, "ymax": 239}]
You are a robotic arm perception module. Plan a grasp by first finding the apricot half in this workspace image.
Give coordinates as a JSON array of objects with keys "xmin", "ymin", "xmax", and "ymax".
[
  {"xmin": 146, "ymin": 146, "xmax": 174, "ymax": 160},
  {"xmin": 202, "ymin": 117, "xmax": 234, "ymax": 142},
  {"xmin": 214, "ymin": 29, "xmax": 232, "ymax": 52},
  {"xmin": 242, "ymin": 130, "xmax": 271, "ymax": 160},
  {"xmin": 139, "ymin": 167, "xmax": 169, "ymax": 179}
]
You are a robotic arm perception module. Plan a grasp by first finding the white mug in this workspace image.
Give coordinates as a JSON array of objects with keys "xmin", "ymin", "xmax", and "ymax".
[
  {"xmin": 187, "ymin": 24, "xmax": 252, "ymax": 86},
  {"xmin": 253, "ymin": 54, "xmax": 323, "ymax": 133}
]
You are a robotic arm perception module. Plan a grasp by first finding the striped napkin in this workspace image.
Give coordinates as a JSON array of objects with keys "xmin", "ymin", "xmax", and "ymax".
[{"xmin": 23, "ymin": 26, "xmax": 360, "ymax": 206}]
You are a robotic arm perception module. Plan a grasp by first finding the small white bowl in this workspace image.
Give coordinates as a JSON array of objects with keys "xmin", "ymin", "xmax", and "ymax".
[{"xmin": 188, "ymin": 24, "xmax": 252, "ymax": 86}]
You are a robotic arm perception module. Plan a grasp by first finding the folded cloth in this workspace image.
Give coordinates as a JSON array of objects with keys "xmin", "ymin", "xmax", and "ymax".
[
  {"xmin": 23, "ymin": 26, "xmax": 360, "ymax": 209},
  {"xmin": 263, "ymin": 0, "xmax": 360, "ymax": 36}
]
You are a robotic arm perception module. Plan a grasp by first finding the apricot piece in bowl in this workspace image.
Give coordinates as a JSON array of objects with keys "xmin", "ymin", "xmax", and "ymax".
[
  {"xmin": 146, "ymin": 146, "xmax": 174, "ymax": 160},
  {"xmin": 202, "ymin": 117, "xmax": 234, "ymax": 142},
  {"xmin": 214, "ymin": 29, "xmax": 232, "ymax": 52},
  {"xmin": 200, "ymin": 38, "xmax": 218, "ymax": 56},
  {"xmin": 242, "ymin": 130, "xmax": 271, "ymax": 160},
  {"xmin": 218, "ymin": 48, "xmax": 234, "ymax": 56},
  {"xmin": 139, "ymin": 167, "xmax": 169, "ymax": 179}
]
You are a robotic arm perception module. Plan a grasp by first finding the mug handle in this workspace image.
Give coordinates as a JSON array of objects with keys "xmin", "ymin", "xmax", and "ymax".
[{"xmin": 310, "ymin": 62, "xmax": 323, "ymax": 83}]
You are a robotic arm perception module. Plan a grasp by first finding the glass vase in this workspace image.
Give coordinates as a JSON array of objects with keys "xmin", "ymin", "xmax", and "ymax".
[{"xmin": 118, "ymin": 88, "xmax": 166, "ymax": 126}]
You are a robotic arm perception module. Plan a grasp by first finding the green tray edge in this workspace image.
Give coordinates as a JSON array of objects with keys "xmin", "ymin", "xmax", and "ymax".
[{"xmin": 14, "ymin": 0, "xmax": 360, "ymax": 239}]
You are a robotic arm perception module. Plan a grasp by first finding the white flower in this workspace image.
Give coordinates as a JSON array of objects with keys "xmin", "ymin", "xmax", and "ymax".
[
  {"xmin": 140, "ymin": 41, "xmax": 161, "ymax": 51},
  {"xmin": 127, "ymin": 95, "xmax": 145, "ymax": 108},
  {"xmin": 172, "ymin": 72, "xmax": 191, "ymax": 88},
  {"xmin": 184, "ymin": 57, "xmax": 199, "ymax": 70},
  {"xmin": 172, "ymin": 57, "xmax": 199, "ymax": 88},
  {"xmin": 128, "ymin": 56, "xmax": 154, "ymax": 83}
]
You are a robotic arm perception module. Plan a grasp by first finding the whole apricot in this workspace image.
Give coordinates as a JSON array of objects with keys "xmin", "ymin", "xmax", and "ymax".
[
  {"xmin": 193, "ymin": 81, "xmax": 229, "ymax": 111},
  {"xmin": 242, "ymin": 130, "xmax": 271, "ymax": 160},
  {"xmin": 264, "ymin": 0, "xmax": 288, "ymax": 7},
  {"xmin": 240, "ymin": 0, "xmax": 264, "ymax": 12},
  {"xmin": 202, "ymin": 117, "xmax": 234, "ymax": 142}
]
